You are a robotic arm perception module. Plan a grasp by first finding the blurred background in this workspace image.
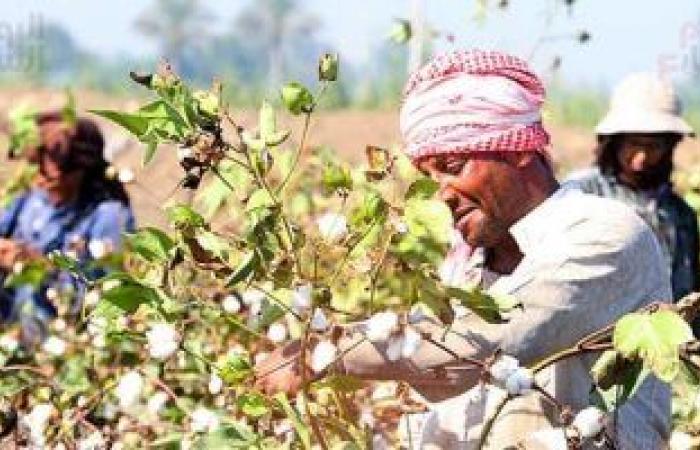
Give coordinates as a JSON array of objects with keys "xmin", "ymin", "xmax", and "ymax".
[{"xmin": 0, "ymin": 0, "xmax": 698, "ymax": 224}]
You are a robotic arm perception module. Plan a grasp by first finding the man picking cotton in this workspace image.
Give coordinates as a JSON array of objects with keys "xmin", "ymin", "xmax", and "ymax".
[{"xmin": 256, "ymin": 50, "xmax": 671, "ymax": 449}]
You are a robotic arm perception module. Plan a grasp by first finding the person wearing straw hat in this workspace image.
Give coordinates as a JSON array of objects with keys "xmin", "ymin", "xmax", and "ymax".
[
  {"xmin": 256, "ymin": 50, "xmax": 671, "ymax": 449},
  {"xmin": 567, "ymin": 72, "xmax": 698, "ymax": 302}
]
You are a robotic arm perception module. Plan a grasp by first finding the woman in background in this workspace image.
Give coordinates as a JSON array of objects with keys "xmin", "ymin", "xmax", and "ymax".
[{"xmin": 0, "ymin": 111, "xmax": 135, "ymax": 343}]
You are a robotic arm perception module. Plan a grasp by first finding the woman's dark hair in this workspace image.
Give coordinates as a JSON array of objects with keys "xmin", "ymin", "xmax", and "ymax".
[
  {"xmin": 36, "ymin": 111, "xmax": 130, "ymax": 207},
  {"xmin": 595, "ymin": 132, "xmax": 682, "ymax": 187}
]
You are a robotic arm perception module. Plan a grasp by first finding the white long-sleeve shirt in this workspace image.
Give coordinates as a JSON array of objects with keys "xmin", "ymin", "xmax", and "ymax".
[{"xmin": 344, "ymin": 186, "xmax": 671, "ymax": 449}]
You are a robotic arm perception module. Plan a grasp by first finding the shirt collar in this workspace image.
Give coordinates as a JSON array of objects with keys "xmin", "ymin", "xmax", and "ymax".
[{"xmin": 508, "ymin": 185, "xmax": 578, "ymax": 254}]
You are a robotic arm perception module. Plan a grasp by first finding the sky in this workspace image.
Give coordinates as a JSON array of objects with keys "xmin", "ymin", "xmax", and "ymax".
[{"xmin": 1, "ymin": 0, "xmax": 699, "ymax": 88}]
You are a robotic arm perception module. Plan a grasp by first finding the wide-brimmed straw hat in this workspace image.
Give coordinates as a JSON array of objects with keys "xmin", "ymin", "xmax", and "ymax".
[{"xmin": 595, "ymin": 72, "xmax": 694, "ymax": 137}]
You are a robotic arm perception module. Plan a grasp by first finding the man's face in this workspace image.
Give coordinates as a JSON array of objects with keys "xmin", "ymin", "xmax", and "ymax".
[
  {"xmin": 416, "ymin": 153, "xmax": 525, "ymax": 248},
  {"xmin": 616, "ymin": 134, "xmax": 674, "ymax": 188}
]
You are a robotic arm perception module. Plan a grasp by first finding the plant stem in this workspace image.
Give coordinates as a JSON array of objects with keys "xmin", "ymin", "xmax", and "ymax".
[{"xmin": 532, "ymin": 342, "xmax": 612, "ymax": 374}]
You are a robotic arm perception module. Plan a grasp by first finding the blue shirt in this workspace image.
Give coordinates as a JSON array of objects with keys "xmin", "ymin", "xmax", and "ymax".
[{"xmin": 0, "ymin": 188, "xmax": 136, "ymax": 322}]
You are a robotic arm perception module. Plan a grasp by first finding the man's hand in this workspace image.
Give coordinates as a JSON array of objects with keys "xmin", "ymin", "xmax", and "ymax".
[
  {"xmin": 0, "ymin": 239, "xmax": 25, "ymax": 271},
  {"xmin": 254, "ymin": 340, "xmax": 310, "ymax": 396}
]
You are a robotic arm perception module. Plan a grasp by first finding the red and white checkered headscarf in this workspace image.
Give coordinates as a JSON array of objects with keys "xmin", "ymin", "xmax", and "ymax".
[{"xmin": 400, "ymin": 49, "xmax": 550, "ymax": 162}]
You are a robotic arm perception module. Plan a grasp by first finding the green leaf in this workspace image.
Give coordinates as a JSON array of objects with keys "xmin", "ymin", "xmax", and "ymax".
[
  {"xmin": 274, "ymin": 392, "xmax": 311, "ymax": 449},
  {"xmin": 125, "ymin": 227, "xmax": 176, "ymax": 264},
  {"xmin": 237, "ymin": 392, "xmax": 269, "ymax": 418},
  {"xmin": 246, "ymin": 189, "xmax": 276, "ymax": 212},
  {"xmin": 312, "ymin": 375, "xmax": 364, "ymax": 393},
  {"xmin": 99, "ymin": 283, "xmax": 161, "ymax": 314},
  {"xmin": 218, "ymin": 354, "xmax": 252, "ymax": 384},
  {"xmin": 613, "ymin": 310, "xmax": 693, "ymax": 382},
  {"xmin": 280, "ymin": 82, "xmax": 314, "ymax": 115},
  {"xmin": 445, "ymin": 286, "xmax": 520, "ymax": 323},
  {"xmin": 590, "ymin": 350, "xmax": 647, "ymax": 411},
  {"xmin": 48, "ymin": 250, "xmax": 80, "ymax": 273},
  {"xmin": 61, "ymin": 89, "xmax": 77, "ymax": 127},
  {"xmin": 7, "ymin": 104, "xmax": 38, "ymax": 157},
  {"xmin": 350, "ymin": 190, "xmax": 386, "ymax": 227},
  {"xmin": 4, "ymin": 261, "xmax": 49, "ymax": 289},
  {"xmin": 405, "ymin": 178, "xmax": 439, "ymax": 200},
  {"xmin": 191, "ymin": 423, "xmax": 260, "ymax": 450},
  {"xmin": 166, "ymin": 204, "xmax": 206, "ymax": 230},
  {"xmin": 194, "ymin": 230, "xmax": 231, "ymax": 261},
  {"xmin": 226, "ymin": 251, "xmax": 259, "ymax": 287}
]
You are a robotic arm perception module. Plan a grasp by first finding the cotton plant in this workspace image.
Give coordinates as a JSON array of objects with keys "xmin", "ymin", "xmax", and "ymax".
[{"xmin": 2, "ymin": 55, "xmax": 700, "ymax": 450}]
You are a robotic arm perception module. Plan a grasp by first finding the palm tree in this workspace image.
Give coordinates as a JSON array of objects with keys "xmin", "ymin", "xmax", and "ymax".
[{"xmin": 134, "ymin": 0, "xmax": 212, "ymax": 76}]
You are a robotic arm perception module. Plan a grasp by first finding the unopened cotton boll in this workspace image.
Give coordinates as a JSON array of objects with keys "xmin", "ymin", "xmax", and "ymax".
[
  {"xmin": 316, "ymin": 212, "xmax": 348, "ymax": 242},
  {"xmin": 222, "ymin": 295, "xmax": 241, "ymax": 314},
  {"xmin": 504, "ymin": 367, "xmax": 533, "ymax": 396},
  {"xmin": 572, "ymin": 407, "xmax": 605, "ymax": 439},
  {"xmin": 208, "ymin": 373, "xmax": 223, "ymax": 395},
  {"xmin": 146, "ymin": 323, "xmax": 180, "ymax": 360},
  {"xmin": 365, "ymin": 311, "xmax": 398, "ymax": 342},
  {"xmin": 310, "ymin": 309, "xmax": 329, "ymax": 331},
  {"xmin": 147, "ymin": 391, "xmax": 169, "ymax": 415},
  {"xmin": 42, "ymin": 336, "xmax": 67, "ymax": 356},
  {"xmin": 190, "ymin": 407, "xmax": 219, "ymax": 433},
  {"xmin": 489, "ymin": 354, "xmax": 520, "ymax": 383},
  {"xmin": 115, "ymin": 370, "xmax": 143, "ymax": 410},
  {"xmin": 267, "ymin": 323, "xmax": 288, "ymax": 343},
  {"xmin": 311, "ymin": 340, "xmax": 337, "ymax": 373}
]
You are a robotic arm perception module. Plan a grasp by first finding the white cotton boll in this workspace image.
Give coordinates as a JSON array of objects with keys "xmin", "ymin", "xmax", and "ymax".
[
  {"xmin": 77, "ymin": 431, "xmax": 104, "ymax": 450},
  {"xmin": 190, "ymin": 407, "xmax": 220, "ymax": 433},
  {"xmin": 292, "ymin": 283, "xmax": 313, "ymax": 313},
  {"xmin": 310, "ymin": 309, "xmax": 329, "ymax": 331},
  {"xmin": 267, "ymin": 323, "xmax": 288, "ymax": 343},
  {"xmin": 316, "ymin": 212, "xmax": 348, "ymax": 242},
  {"xmin": 670, "ymin": 431, "xmax": 695, "ymax": 450},
  {"xmin": 208, "ymin": 373, "xmax": 223, "ymax": 395},
  {"xmin": 88, "ymin": 239, "xmax": 112, "ymax": 259},
  {"xmin": 401, "ymin": 327, "xmax": 422, "ymax": 359},
  {"xmin": 0, "ymin": 334, "xmax": 19, "ymax": 353},
  {"xmin": 504, "ymin": 367, "xmax": 533, "ymax": 396},
  {"xmin": 22, "ymin": 403, "xmax": 54, "ymax": 446},
  {"xmin": 45, "ymin": 287, "xmax": 59, "ymax": 300},
  {"xmin": 147, "ymin": 391, "xmax": 169, "ymax": 415},
  {"xmin": 365, "ymin": 311, "xmax": 399, "ymax": 342},
  {"xmin": 372, "ymin": 434, "xmax": 390, "ymax": 450},
  {"xmin": 115, "ymin": 371, "xmax": 143, "ymax": 410},
  {"xmin": 311, "ymin": 340, "xmax": 337, "ymax": 373},
  {"xmin": 527, "ymin": 428, "xmax": 568, "ymax": 450},
  {"xmin": 52, "ymin": 318, "xmax": 67, "ymax": 332},
  {"xmin": 572, "ymin": 407, "xmax": 605, "ymax": 439},
  {"xmin": 254, "ymin": 352, "xmax": 270, "ymax": 365},
  {"xmin": 87, "ymin": 317, "xmax": 107, "ymax": 336},
  {"xmin": 42, "ymin": 336, "xmax": 67, "ymax": 356},
  {"xmin": 102, "ymin": 279, "xmax": 121, "ymax": 291},
  {"xmin": 91, "ymin": 334, "xmax": 107, "ymax": 349},
  {"xmin": 84, "ymin": 289, "xmax": 101, "ymax": 307},
  {"xmin": 489, "ymin": 354, "xmax": 520, "ymax": 383},
  {"xmin": 385, "ymin": 334, "xmax": 404, "ymax": 362},
  {"xmin": 241, "ymin": 290, "xmax": 265, "ymax": 306},
  {"xmin": 146, "ymin": 323, "xmax": 180, "ymax": 360},
  {"xmin": 222, "ymin": 295, "xmax": 241, "ymax": 314},
  {"xmin": 117, "ymin": 168, "xmax": 135, "ymax": 184},
  {"xmin": 177, "ymin": 147, "xmax": 194, "ymax": 162}
]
